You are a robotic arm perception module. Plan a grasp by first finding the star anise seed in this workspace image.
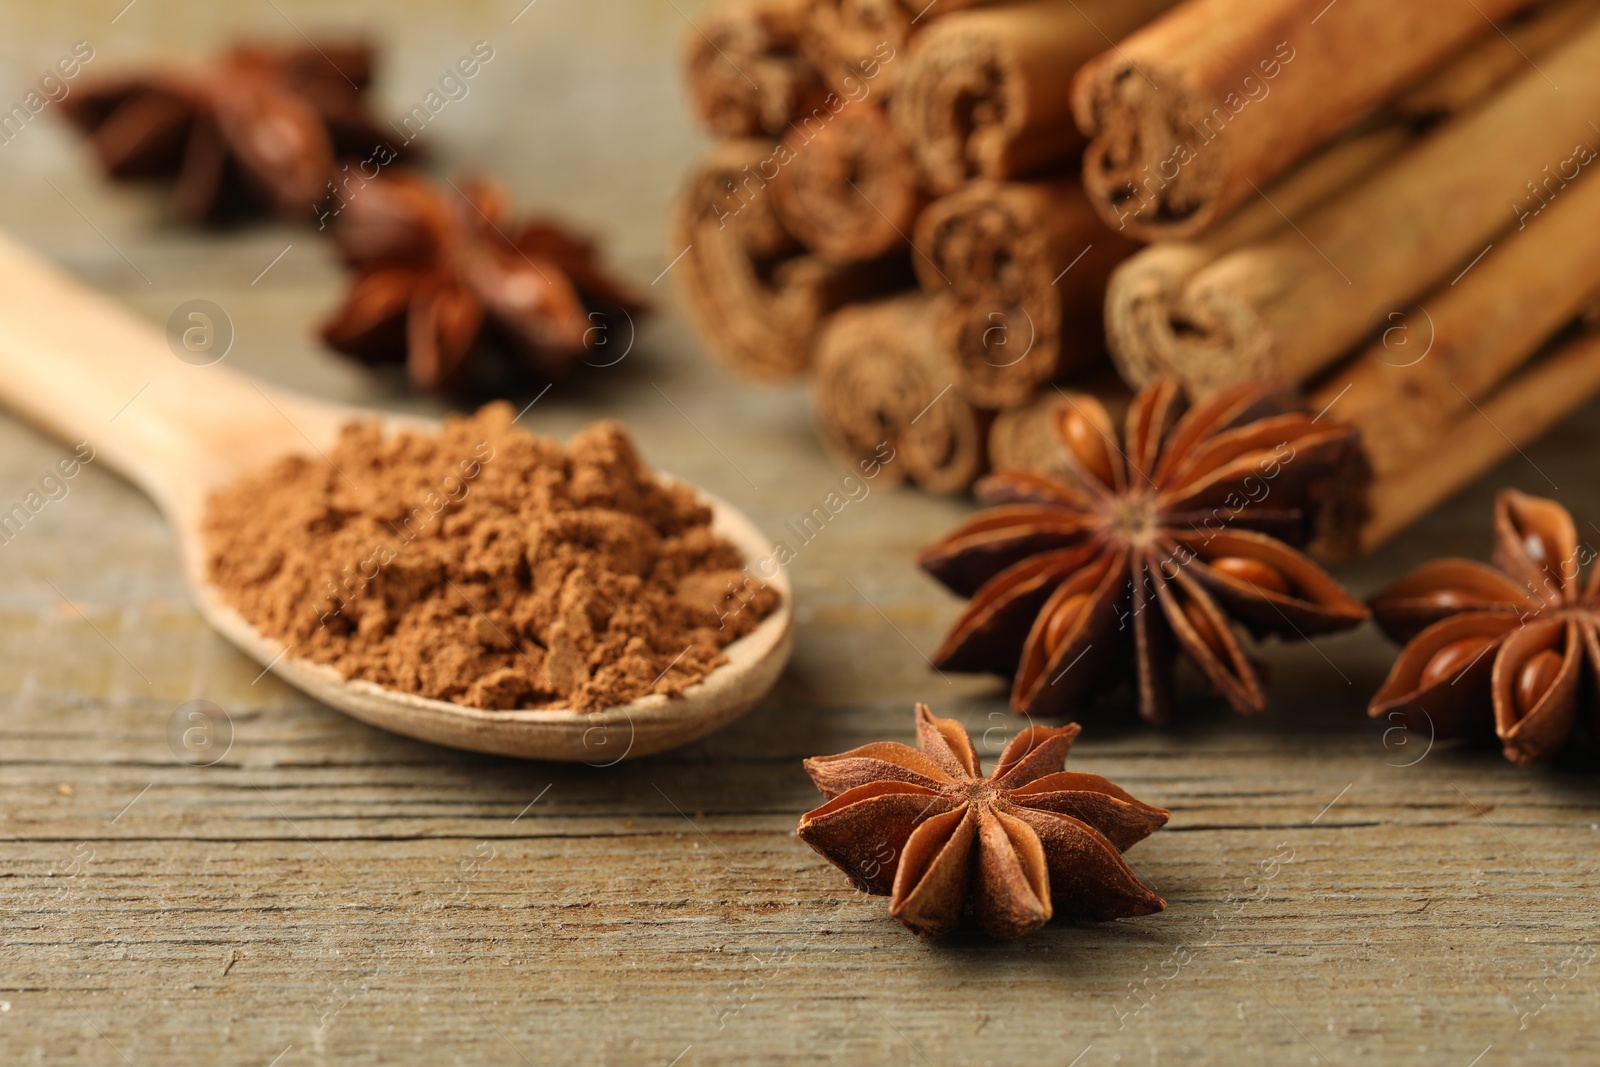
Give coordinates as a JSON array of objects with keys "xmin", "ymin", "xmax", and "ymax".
[
  {"xmin": 918, "ymin": 378, "xmax": 1369, "ymax": 723},
  {"xmin": 320, "ymin": 170, "xmax": 649, "ymax": 391},
  {"xmin": 1369, "ymin": 489, "xmax": 1600, "ymax": 766},
  {"xmin": 797, "ymin": 704, "xmax": 1168, "ymax": 939}
]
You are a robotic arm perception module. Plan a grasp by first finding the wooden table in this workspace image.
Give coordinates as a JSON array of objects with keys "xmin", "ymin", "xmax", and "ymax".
[{"xmin": 3, "ymin": 4, "xmax": 1598, "ymax": 1064}]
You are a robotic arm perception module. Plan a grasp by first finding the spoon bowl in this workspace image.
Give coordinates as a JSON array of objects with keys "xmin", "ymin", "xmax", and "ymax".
[{"xmin": 0, "ymin": 233, "xmax": 791, "ymax": 761}]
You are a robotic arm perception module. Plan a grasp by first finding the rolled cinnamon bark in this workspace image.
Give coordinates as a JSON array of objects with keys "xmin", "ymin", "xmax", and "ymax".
[
  {"xmin": 1310, "ymin": 158, "xmax": 1600, "ymax": 485},
  {"xmin": 812, "ymin": 294, "xmax": 990, "ymax": 494},
  {"xmin": 1070, "ymin": 0, "xmax": 1530, "ymax": 241},
  {"xmin": 802, "ymin": 0, "xmax": 988, "ymax": 96},
  {"xmin": 1326, "ymin": 328, "xmax": 1600, "ymax": 557},
  {"xmin": 987, "ymin": 374, "xmax": 1130, "ymax": 475},
  {"xmin": 684, "ymin": 0, "xmax": 824, "ymax": 138},
  {"xmin": 670, "ymin": 140, "xmax": 911, "ymax": 380},
  {"xmin": 1105, "ymin": 20, "xmax": 1600, "ymax": 394},
  {"xmin": 891, "ymin": 0, "xmax": 1176, "ymax": 194},
  {"xmin": 770, "ymin": 103, "xmax": 924, "ymax": 263},
  {"xmin": 1106, "ymin": 125, "xmax": 1409, "ymax": 387},
  {"xmin": 1394, "ymin": 0, "xmax": 1600, "ymax": 120},
  {"xmin": 913, "ymin": 178, "xmax": 1136, "ymax": 409}
]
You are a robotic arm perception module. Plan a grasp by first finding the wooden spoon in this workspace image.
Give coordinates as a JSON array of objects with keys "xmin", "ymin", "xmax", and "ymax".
[{"xmin": 0, "ymin": 232, "xmax": 792, "ymax": 761}]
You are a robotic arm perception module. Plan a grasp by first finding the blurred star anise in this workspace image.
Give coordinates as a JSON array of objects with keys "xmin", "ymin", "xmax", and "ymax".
[
  {"xmin": 1370, "ymin": 490, "xmax": 1599, "ymax": 766},
  {"xmin": 60, "ymin": 43, "xmax": 393, "ymax": 224},
  {"xmin": 320, "ymin": 170, "xmax": 650, "ymax": 391},
  {"xmin": 918, "ymin": 378, "xmax": 1368, "ymax": 723},
  {"xmin": 797, "ymin": 704, "xmax": 1168, "ymax": 939}
]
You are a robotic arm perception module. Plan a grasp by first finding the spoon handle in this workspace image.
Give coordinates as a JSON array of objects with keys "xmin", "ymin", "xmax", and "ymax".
[{"xmin": 0, "ymin": 231, "xmax": 348, "ymax": 515}]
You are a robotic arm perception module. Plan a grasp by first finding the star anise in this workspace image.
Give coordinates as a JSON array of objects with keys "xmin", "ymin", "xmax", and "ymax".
[
  {"xmin": 918, "ymin": 378, "xmax": 1368, "ymax": 723},
  {"xmin": 59, "ymin": 43, "xmax": 394, "ymax": 224},
  {"xmin": 319, "ymin": 170, "xmax": 650, "ymax": 391},
  {"xmin": 1370, "ymin": 490, "xmax": 1600, "ymax": 766},
  {"xmin": 797, "ymin": 704, "xmax": 1168, "ymax": 939}
]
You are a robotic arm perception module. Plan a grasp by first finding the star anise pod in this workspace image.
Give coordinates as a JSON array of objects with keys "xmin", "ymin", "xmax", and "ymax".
[
  {"xmin": 918, "ymin": 378, "xmax": 1369, "ymax": 723},
  {"xmin": 319, "ymin": 170, "xmax": 650, "ymax": 391},
  {"xmin": 1370, "ymin": 490, "xmax": 1600, "ymax": 766},
  {"xmin": 797, "ymin": 704, "xmax": 1168, "ymax": 939},
  {"xmin": 59, "ymin": 43, "xmax": 394, "ymax": 224}
]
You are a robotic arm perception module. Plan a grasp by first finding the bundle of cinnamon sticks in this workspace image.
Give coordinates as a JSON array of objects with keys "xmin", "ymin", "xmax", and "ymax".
[
  {"xmin": 674, "ymin": 0, "xmax": 1173, "ymax": 492},
  {"xmin": 675, "ymin": 0, "xmax": 1600, "ymax": 553},
  {"xmin": 1082, "ymin": 0, "xmax": 1600, "ymax": 556}
]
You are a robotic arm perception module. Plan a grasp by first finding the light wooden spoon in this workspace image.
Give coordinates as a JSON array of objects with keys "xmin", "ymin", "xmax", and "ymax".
[{"xmin": 0, "ymin": 232, "xmax": 792, "ymax": 761}]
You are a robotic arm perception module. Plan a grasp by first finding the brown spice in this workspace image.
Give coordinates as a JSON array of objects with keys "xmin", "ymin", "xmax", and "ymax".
[
  {"xmin": 204, "ymin": 403, "xmax": 778, "ymax": 712},
  {"xmin": 319, "ymin": 170, "xmax": 650, "ymax": 392},
  {"xmin": 917, "ymin": 377, "xmax": 1368, "ymax": 724},
  {"xmin": 59, "ymin": 42, "xmax": 397, "ymax": 225},
  {"xmin": 1368, "ymin": 489, "xmax": 1600, "ymax": 766},
  {"xmin": 797, "ymin": 704, "xmax": 1168, "ymax": 939}
]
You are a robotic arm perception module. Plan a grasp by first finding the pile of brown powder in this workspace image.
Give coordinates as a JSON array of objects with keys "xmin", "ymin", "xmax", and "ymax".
[{"xmin": 204, "ymin": 403, "xmax": 779, "ymax": 711}]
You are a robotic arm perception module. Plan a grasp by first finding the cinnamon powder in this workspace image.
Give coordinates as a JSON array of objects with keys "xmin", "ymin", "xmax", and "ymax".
[{"xmin": 204, "ymin": 403, "xmax": 778, "ymax": 711}]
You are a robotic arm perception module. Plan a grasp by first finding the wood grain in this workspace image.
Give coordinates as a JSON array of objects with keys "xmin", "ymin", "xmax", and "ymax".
[{"xmin": 1, "ymin": 3, "xmax": 1598, "ymax": 1065}]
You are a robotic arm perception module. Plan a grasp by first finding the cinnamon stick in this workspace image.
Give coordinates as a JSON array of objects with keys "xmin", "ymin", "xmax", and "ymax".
[
  {"xmin": 1070, "ymin": 0, "xmax": 1530, "ymax": 241},
  {"xmin": 685, "ymin": 0, "xmax": 824, "ymax": 138},
  {"xmin": 1103, "ymin": 19, "xmax": 1600, "ymax": 394},
  {"xmin": 913, "ymin": 177, "xmax": 1136, "ymax": 409},
  {"xmin": 669, "ymin": 140, "xmax": 911, "ymax": 380},
  {"xmin": 1394, "ymin": 0, "xmax": 1600, "ymax": 121},
  {"xmin": 801, "ymin": 0, "xmax": 987, "ymax": 97},
  {"xmin": 1331, "ymin": 328, "xmax": 1600, "ymax": 557},
  {"xmin": 771, "ymin": 103, "xmax": 925, "ymax": 263},
  {"xmin": 987, "ymin": 374, "xmax": 1129, "ymax": 474},
  {"xmin": 891, "ymin": 0, "xmax": 1175, "ymax": 194},
  {"xmin": 1106, "ymin": 125, "xmax": 1409, "ymax": 387},
  {"xmin": 1309, "ymin": 158, "xmax": 1600, "ymax": 485},
  {"xmin": 812, "ymin": 294, "xmax": 990, "ymax": 494}
]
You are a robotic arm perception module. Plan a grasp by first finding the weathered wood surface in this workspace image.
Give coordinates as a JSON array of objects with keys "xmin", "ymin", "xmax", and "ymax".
[{"xmin": 3, "ymin": 3, "xmax": 1599, "ymax": 1064}]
